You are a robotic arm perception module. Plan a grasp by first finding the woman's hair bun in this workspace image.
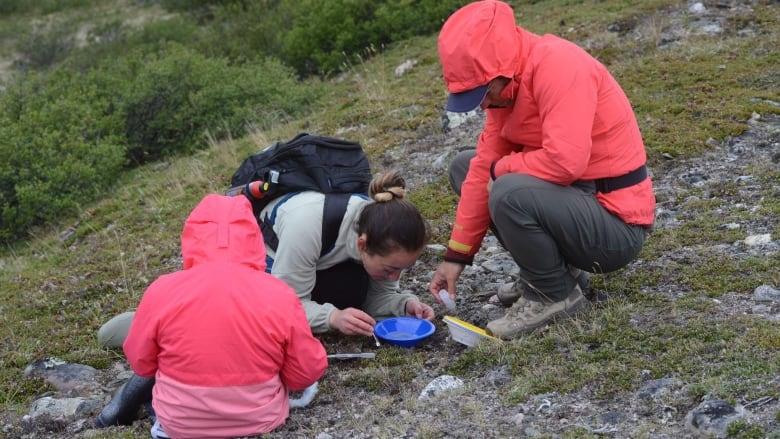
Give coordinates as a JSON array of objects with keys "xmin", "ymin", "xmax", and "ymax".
[{"xmin": 369, "ymin": 171, "xmax": 406, "ymax": 203}]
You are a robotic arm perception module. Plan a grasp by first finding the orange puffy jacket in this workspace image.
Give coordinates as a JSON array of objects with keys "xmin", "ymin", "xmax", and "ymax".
[{"xmin": 438, "ymin": 0, "xmax": 655, "ymax": 263}]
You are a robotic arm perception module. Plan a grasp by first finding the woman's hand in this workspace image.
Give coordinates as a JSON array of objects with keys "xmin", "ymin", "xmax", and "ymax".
[
  {"xmin": 329, "ymin": 308, "xmax": 376, "ymax": 337},
  {"xmin": 405, "ymin": 299, "xmax": 435, "ymax": 320},
  {"xmin": 429, "ymin": 261, "xmax": 465, "ymax": 301}
]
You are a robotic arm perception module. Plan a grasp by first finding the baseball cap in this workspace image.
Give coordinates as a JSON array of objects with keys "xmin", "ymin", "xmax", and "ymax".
[{"xmin": 445, "ymin": 83, "xmax": 489, "ymax": 113}]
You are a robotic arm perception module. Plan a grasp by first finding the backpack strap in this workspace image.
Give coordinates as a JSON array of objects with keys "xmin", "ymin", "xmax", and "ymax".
[
  {"xmin": 260, "ymin": 192, "xmax": 301, "ymax": 253},
  {"xmin": 321, "ymin": 193, "xmax": 352, "ymax": 257}
]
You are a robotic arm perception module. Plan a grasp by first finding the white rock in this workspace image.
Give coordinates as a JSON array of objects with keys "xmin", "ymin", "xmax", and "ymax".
[
  {"xmin": 722, "ymin": 223, "xmax": 740, "ymax": 230},
  {"xmin": 443, "ymin": 110, "xmax": 479, "ymax": 130},
  {"xmin": 315, "ymin": 433, "xmax": 333, "ymax": 439},
  {"xmin": 753, "ymin": 285, "xmax": 780, "ymax": 302},
  {"xmin": 426, "ymin": 244, "xmax": 447, "ymax": 254},
  {"xmin": 419, "ymin": 375, "xmax": 464, "ymax": 400},
  {"xmin": 699, "ymin": 23, "xmax": 723, "ymax": 35},
  {"xmin": 744, "ymin": 234, "xmax": 772, "ymax": 246},
  {"xmin": 394, "ymin": 59, "xmax": 417, "ymax": 77},
  {"xmin": 689, "ymin": 2, "xmax": 706, "ymax": 14}
]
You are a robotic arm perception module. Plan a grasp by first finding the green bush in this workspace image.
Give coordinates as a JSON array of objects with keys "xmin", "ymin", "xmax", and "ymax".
[
  {"xmin": 186, "ymin": 0, "xmax": 467, "ymax": 76},
  {"xmin": 281, "ymin": 0, "xmax": 467, "ymax": 75},
  {"xmin": 0, "ymin": 0, "xmax": 92, "ymax": 16},
  {"xmin": 0, "ymin": 44, "xmax": 316, "ymax": 241},
  {"xmin": 0, "ymin": 70, "xmax": 124, "ymax": 242},
  {"xmin": 106, "ymin": 44, "xmax": 316, "ymax": 162}
]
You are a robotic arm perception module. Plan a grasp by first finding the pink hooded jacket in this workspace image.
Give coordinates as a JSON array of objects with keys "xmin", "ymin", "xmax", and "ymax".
[
  {"xmin": 438, "ymin": 0, "xmax": 655, "ymax": 263},
  {"xmin": 123, "ymin": 194, "xmax": 327, "ymax": 438}
]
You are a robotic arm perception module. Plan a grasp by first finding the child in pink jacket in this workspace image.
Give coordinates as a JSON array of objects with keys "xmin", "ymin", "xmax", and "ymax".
[{"xmin": 96, "ymin": 194, "xmax": 327, "ymax": 438}]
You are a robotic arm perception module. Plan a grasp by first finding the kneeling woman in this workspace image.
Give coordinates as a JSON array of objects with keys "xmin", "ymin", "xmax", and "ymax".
[{"xmin": 263, "ymin": 171, "xmax": 434, "ymax": 336}]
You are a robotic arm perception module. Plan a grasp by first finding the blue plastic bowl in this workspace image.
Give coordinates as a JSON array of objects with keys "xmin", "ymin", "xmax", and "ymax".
[{"xmin": 374, "ymin": 317, "xmax": 435, "ymax": 348}]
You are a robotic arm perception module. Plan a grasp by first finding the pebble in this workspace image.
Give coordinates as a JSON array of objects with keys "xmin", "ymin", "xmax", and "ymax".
[
  {"xmin": 753, "ymin": 285, "xmax": 780, "ymax": 302},
  {"xmin": 720, "ymin": 223, "xmax": 740, "ymax": 230},
  {"xmin": 315, "ymin": 433, "xmax": 334, "ymax": 439}
]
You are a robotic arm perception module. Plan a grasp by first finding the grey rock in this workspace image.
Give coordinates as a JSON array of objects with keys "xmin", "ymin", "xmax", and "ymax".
[
  {"xmin": 510, "ymin": 412, "xmax": 525, "ymax": 427},
  {"xmin": 432, "ymin": 151, "xmax": 450, "ymax": 171},
  {"xmin": 23, "ymin": 358, "xmax": 99, "ymax": 396},
  {"xmin": 425, "ymin": 244, "xmax": 446, "ymax": 254},
  {"xmin": 685, "ymin": 399, "xmax": 747, "ymax": 439},
  {"xmin": 394, "ymin": 59, "xmax": 417, "ymax": 77},
  {"xmin": 28, "ymin": 396, "xmax": 100, "ymax": 423},
  {"xmin": 481, "ymin": 259, "xmax": 518, "ymax": 274},
  {"xmin": 754, "ymin": 285, "xmax": 780, "ymax": 302},
  {"xmin": 744, "ymin": 234, "xmax": 772, "ymax": 246},
  {"xmin": 418, "ymin": 375, "xmax": 464, "ymax": 400},
  {"xmin": 315, "ymin": 433, "xmax": 333, "ymax": 439}
]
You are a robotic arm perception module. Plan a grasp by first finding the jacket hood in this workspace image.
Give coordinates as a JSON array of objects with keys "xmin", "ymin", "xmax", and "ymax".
[
  {"xmin": 438, "ymin": 0, "xmax": 522, "ymax": 92},
  {"xmin": 181, "ymin": 194, "xmax": 266, "ymax": 271}
]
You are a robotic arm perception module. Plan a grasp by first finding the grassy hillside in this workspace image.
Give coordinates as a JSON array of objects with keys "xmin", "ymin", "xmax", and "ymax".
[{"xmin": 1, "ymin": 0, "xmax": 778, "ymax": 437}]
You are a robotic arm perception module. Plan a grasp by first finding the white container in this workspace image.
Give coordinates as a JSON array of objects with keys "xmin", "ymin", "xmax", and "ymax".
[
  {"xmin": 442, "ymin": 316, "xmax": 500, "ymax": 347},
  {"xmin": 439, "ymin": 290, "xmax": 457, "ymax": 312}
]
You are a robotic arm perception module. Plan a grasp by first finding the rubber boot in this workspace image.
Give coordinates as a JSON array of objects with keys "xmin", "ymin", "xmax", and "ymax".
[{"xmin": 95, "ymin": 374, "xmax": 155, "ymax": 427}]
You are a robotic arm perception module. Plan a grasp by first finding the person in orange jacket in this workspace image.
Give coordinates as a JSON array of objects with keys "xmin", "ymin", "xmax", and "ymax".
[{"xmin": 429, "ymin": 0, "xmax": 655, "ymax": 339}]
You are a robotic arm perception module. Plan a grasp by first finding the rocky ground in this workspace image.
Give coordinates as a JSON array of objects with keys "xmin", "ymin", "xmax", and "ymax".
[{"xmin": 3, "ymin": 1, "xmax": 778, "ymax": 438}]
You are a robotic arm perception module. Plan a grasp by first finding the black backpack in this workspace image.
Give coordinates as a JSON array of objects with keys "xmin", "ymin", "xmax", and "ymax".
[{"xmin": 228, "ymin": 133, "xmax": 372, "ymax": 256}]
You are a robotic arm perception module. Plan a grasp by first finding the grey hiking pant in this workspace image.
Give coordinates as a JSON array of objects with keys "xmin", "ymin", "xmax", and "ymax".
[
  {"xmin": 449, "ymin": 150, "xmax": 647, "ymax": 302},
  {"xmin": 97, "ymin": 311, "xmax": 134, "ymax": 348}
]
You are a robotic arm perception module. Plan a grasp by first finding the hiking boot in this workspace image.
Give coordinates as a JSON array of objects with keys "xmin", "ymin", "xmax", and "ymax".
[
  {"xmin": 95, "ymin": 374, "xmax": 155, "ymax": 428},
  {"xmin": 486, "ymin": 284, "xmax": 589, "ymax": 340},
  {"xmin": 496, "ymin": 280, "xmax": 524, "ymax": 306},
  {"xmin": 569, "ymin": 265, "xmax": 610, "ymax": 303}
]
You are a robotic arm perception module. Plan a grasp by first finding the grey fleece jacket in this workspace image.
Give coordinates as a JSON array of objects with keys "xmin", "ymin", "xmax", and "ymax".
[{"xmin": 261, "ymin": 191, "xmax": 418, "ymax": 333}]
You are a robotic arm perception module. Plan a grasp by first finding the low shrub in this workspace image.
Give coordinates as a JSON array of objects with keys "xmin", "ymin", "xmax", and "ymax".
[
  {"xmin": 178, "ymin": 0, "xmax": 468, "ymax": 76},
  {"xmin": 0, "ymin": 70, "xmax": 124, "ymax": 242},
  {"xmin": 0, "ymin": 44, "xmax": 316, "ymax": 241}
]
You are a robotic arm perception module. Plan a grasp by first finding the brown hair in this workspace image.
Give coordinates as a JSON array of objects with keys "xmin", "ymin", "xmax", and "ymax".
[{"xmin": 357, "ymin": 171, "xmax": 429, "ymax": 256}]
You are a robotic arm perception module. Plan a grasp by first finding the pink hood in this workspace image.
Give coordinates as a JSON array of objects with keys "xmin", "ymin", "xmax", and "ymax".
[{"xmin": 181, "ymin": 194, "xmax": 266, "ymax": 271}]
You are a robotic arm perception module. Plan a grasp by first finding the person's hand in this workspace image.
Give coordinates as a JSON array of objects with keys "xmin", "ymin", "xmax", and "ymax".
[
  {"xmin": 405, "ymin": 299, "xmax": 435, "ymax": 320},
  {"xmin": 429, "ymin": 261, "xmax": 465, "ymax": 301},
  {"xmin": 329, "ymin": 308, "xmax": 376, "ymax": 337}
]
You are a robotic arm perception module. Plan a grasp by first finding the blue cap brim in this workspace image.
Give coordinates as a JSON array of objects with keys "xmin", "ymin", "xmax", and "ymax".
[{"xmin": 445, "ymin": 84, "xmax": 489, "ymax": 113}]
